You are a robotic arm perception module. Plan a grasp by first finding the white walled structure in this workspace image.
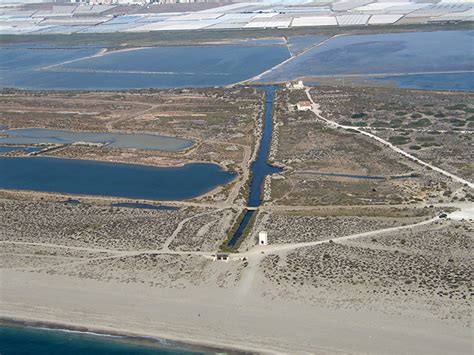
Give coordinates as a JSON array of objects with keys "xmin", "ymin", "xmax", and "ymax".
[
  {"xmin": 297, "ymin": 101, "xmax": 312, "ymax": 111},
  {"xmin": 258, "ymin": 231, "xmax": 268, "ymax": 246}
]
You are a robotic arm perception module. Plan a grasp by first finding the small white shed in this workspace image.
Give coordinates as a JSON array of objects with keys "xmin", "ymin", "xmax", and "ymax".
[{"xmin": 258, "ymin": 231, "xmax": 268, "ymax": 246}]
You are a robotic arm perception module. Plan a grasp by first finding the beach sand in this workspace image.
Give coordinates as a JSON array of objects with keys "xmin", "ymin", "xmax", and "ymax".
[{"xmin": 1, "ymin": 263, "xmax": 470, "ymax": 354}]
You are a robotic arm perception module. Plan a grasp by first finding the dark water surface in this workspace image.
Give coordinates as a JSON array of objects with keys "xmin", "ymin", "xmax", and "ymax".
[
  {"xmin": 371, "ymin": 72, "xmax": 474, "ymax": 91},
  {"xmin": 0, "ymin": 146, "xmax": 42, "ymax": 154},
  {"xmin": 259, "ymin": 30, "xmax": 474, "ymax": 91},
  {"xmin": 0, "ymin": 324, "xmax": 209, "ymax": 355},
  {"xmin": 227, "ymin": 86, "xmax": 281, "ymax": 248},
  {"xmin": 287, "ymin": 35, "xmax": 328, "ymax": 55},
  {"xmin": 1, "ymin": 44, "xmax": 290, "ymax": 90},
  {"xmin": 0, "ymin": 157, "xmax": 236, "ymax": 200},
  {"xmin": 247, "ymin": 86, "xmax": 282, "ymax": 208}
]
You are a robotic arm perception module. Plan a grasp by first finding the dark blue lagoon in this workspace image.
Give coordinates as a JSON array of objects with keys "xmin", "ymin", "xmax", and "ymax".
[
  {"xmin": 1, "ymin": 44, "xmax": 290, "ymax": 90},
  {"xmin": 0, "ymin": 324, "xmax": 212, "ymax": 354},
  {"xmin": 0, "ymin": 146, "xmax": 37, "ymax": 153},
  {"xmin": 0, "ymin": 146, "xmax": 20, "ymax": 153},
  {"xmin": 259, "ymin": 30, "xmax": 474, "ymax": 91},
  {"xmin": 0, "ymin": 157, "xmax": 236, "ymax": 200}
]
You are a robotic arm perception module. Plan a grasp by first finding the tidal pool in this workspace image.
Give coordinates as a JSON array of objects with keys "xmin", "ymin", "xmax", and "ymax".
[
  {"xmin": 0, "ymin": 128, "xmax": 194, "ymax": 151},
  {"xmin": 0, "ymin": 157, "xmax": 236, "ymax": 200}
]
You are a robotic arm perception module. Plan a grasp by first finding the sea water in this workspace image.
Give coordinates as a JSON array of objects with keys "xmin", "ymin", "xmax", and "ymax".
[{"xmin": 0, "ymin": 325, "xmax": 209, "ymax": 354}]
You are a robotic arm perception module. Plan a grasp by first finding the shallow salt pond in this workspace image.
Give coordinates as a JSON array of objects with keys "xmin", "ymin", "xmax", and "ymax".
[
  {"xmin": 0, "ymin": 43, "xmax": 290, "ymax": 90},
  {"xmin": 0, "ymin": 128, "xmax": 194, "ymax": 151},
  {"xmin": 259, "ymin": 30, "xmax": 474, "ymax": 91},
  {"xmin": 370, "ymin": 72, "xmax": 474, "ymax": 92}
]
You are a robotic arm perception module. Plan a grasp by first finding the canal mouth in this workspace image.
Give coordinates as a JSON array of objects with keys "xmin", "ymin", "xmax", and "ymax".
[{"xmin": 225, "ymin": 209, "xmax": 256, "ymax": 250}]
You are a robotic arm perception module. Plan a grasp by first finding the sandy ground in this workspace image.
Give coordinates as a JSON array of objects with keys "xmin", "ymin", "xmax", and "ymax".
[{"xmin": 0, "ymin": 261, "xmax": 471, "ymax": 354}]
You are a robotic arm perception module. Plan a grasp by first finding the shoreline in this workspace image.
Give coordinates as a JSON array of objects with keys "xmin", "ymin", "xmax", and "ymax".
[
  {"xmin": 0, "ymin": 315, "xmax": 255, "ymax": 354},
  {"xmin": 1, "ymin": 267, "xmax": 471, "ymax": 355}
]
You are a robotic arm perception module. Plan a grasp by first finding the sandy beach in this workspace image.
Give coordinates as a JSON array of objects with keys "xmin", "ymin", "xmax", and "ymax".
[{"xmin": 1, "ymin": 255, "xmax": 471, "ymax": 354}]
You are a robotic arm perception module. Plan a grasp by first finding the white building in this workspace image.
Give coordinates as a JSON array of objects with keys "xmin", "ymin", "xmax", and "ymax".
[
  {"xmin": 296, "ymin": 101, "xmax": 312, "ymax": 111},
  {"xmin": 286, "ymin": 80, "xmax": 304, "ymax": 90},
  {"xmin": 293, "ymin": 80, "xmax": 304, "ymax": 89},
  {"xmin": 258, "ymin": 231, "xmax": 268, "ymax": 246}
]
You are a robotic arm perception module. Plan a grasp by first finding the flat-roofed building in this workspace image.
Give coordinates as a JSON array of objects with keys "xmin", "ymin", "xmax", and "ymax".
[{"xmin": 297, "ymin": 101, "xmax": 312, "ymax": 111}]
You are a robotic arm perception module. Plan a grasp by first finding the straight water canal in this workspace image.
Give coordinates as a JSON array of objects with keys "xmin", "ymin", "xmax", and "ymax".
[{"xmin": 227, "ymin": 86, "xmax": 282, "ymax": 248}]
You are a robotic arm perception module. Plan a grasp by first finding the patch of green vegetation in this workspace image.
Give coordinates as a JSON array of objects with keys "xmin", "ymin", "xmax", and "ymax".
[
  {"xmin": 220, "ymin": 209, "xmax": 258, "ymax": 253},
  {"xmin": 411, "ymin": 113, "xmax": 422, "ymax": 119},
  {"xmin": 416, "ymin": 136, "xmax": 435, "ymax": 142},
  {"xmin": 395, "ymin": 111, "xmax": 407, "ymax": 116},
  {"xmin": 203, "ymin": 113, "xmax": 231, "ymax": 125},
  {"xmin": 421, "ymin": 142, "xmax": 442, "ymax": 148},
  {"xmin": 390, "ymin": 118, "xmax": 403, "ymax": 128},
  {"xmin": 434, "ymin": 112, "xmax": 446, "ymax": 118},
  {"xmin": 389, "ymin": 136, "xmax": 411, "ymax": 145},
  {"xmin": 155, "ymin": 116, "xmax": 173, "ymax": 124},
  {"xmin": 467, "ymin": 115, "xmax": 474, "ymax": 122},
  {"xmin": 353, "ymin": 121, "xmax": 367, "ymax": 127},
  {"xmin": 405, "ymin": 118, "xmax": 431, "ymax": 128},
  {"xmin": 409, "ymin": 145, "xmax": 421, "ymax": 150},
  {"xmin": 464, "ymin": 107, "xmax": 474, "ymax": 114},
  {"xmin": 449, "ymin": 118, "xmax": 466, "ymax": 127},
  {"xmin": 445, "ymin": 104, "xmax": 466, "ymax": 111},
  {"xmin": 351, "ymin": 113, "xmax": 367, "ymax": 119},
  {"xmin": 220, "ymin": 209, "xmax": 246, "ymax": 252}
]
